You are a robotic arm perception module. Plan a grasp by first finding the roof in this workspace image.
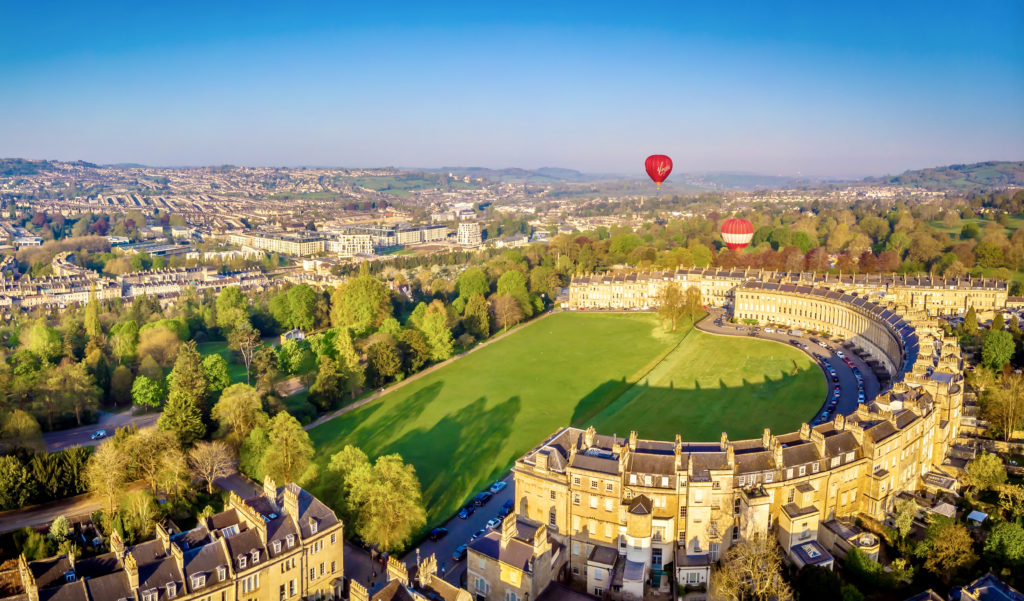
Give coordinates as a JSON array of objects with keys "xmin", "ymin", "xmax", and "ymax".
[
  {"xmin": 627, "ymin": 495, "xmax": 652, "ymax": 515},
  {"xmin": 587, "ymin": 545, "xmax": 618, "ymax": 567},
  {"xmin": 536, "ymin": 583, "xmax": 601, "ymax": 601},
  {"xmin": 468, "ymin": 532, "xmax": 535, "ymax": 572},
  {"xmin": 622, "ymin": 560, "xmax": 646, "ymax": 582}
]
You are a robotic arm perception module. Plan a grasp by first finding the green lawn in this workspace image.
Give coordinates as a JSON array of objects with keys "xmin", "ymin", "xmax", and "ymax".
[
  {"xmin": 588, "ymin": 329, "xmax": 825, "ymax": 441},
  {"xmin": 928, "ymin": 216, "xmax": 1024, "ymax": 236},
  {"xmin": 196, "ymin": 341, "xmax": 249, "ymax": 384},
  {"xmin": 307, "ymin": 313, "xmax": 827, "ymax": 526}
]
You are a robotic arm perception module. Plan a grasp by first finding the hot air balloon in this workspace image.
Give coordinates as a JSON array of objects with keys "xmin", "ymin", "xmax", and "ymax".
[
  {"xmin": 645, "ymin": 155, "xmax": 672, "ymax": 188},
  {"xmin": 721, "ymin": 218, "xmax": 754, "ymax": 251}
]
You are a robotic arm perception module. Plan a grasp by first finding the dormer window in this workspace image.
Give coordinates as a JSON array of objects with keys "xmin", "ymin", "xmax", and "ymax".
[
  {"xmin": 143, "ymin": 589, "xmax": 158, "ymax": 601},
  {"xmin": 272, "ymin": 540, "xmax": 281, "ymax": 554},
  {"xmin": 64, "ymin": 571, "xmax": 76, "ymax": 583},
  {"xmin": 238, "ymin": 554, "xmax": 247, "ymax": 569},
  {"xmin": 217, "ymin": 566, "xmax": 227, "ymax": 581},
  {"xmin": 286, "ymin": 534, "xmax": 295, "ymax": 549},
  {"xmin": 191, "ymin": 574, "xmax": 206, "ymax": 590},
  {"xmin": 309, "ymin": 518, "xmax": 318, "ymax": 535},
  {"xmin": 166, "ymin": 583, "xmax": 177, "ymax": 599},
  {"xmin": 251, "ymin": 550, "xmax": 260, "ymax": 564}
]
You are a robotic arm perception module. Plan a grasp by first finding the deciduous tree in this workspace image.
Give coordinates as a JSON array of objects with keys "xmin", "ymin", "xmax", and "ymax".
[
  {"xmin": 228, "ymin": 326, "xmax": 260, "ymax": 385},
  {"xmin": 709, "ymin": 534, "xmax": 792, "ymax": 601},
  {"xmin": 85, "ymin": 439, "xmax": 130, "ymax": 517},
  {"xmin": 260, "ymin": 413, "xmax": 314, "ymax": 485},
  {"xmin": 918, "ymin": 517, "xmax": 977, "ymax": 582},
  {"xmin": 201, "ymin": 354, "xmax": 231, "ymax": 394},
  {"xmin": 188, "ymin": 440, "xmax": 237, "ymax": 494},
  {"xmin": 212, "ymin": 383, "xmax": 268, "ymax": 447}
]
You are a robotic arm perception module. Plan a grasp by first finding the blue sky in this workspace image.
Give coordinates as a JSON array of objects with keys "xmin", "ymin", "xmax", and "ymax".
[{"xmin": 1, "ymin": 1, "xmax": 1021, "ymax": 177}]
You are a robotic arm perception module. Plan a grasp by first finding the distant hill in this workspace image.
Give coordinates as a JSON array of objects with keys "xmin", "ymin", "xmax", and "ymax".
[
  {"xmin": 865, "ymin": 161, "xmax": 1024, "ymax": 191},
  {"xmin": 429, "ymin": 166, "xmax": 609, "ymax": 184}
]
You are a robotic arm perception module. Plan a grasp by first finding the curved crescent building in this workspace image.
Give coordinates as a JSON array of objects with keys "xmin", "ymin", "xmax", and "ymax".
[{"xmin": 468, "ymin": 271, "xmax": 981, "ymax": 601}]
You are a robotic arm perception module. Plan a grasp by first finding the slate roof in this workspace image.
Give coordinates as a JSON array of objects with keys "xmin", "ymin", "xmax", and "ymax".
[{"xmin": 468, "ymin": 532, "xmax": 535, "ymax": 572}]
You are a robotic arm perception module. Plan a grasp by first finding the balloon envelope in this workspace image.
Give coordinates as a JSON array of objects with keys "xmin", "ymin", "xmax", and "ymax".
[
  {"xmin": 721, "ymin": 218, "xmax": 754, "ymax": 251},
  {"xmin": 645, "ymin": 155, "xmax": 673, "ymax": 187}
]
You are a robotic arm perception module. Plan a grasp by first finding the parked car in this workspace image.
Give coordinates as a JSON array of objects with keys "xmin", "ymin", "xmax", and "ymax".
[
  {"xmin": 474, "ymin": 491, "xmax": 493, "ymax": 506},
  {"xmin": 818, "ymin": 341, "xmax": 829, "ymax": 349},
  {"xmin": 489, "ymin": 480, "xmax": 507, "ymax": 494},
  {"xmin": 487, "ymin": 517, "xmax": 502, "ymax": 529},
  {"xmin": 469, "ymin": 529, "xmax": 486, "ymax": 542},
  {"xmin": 835, "ymin": 350, "xmax": 846, "ymax": 358},
  {"xmin": 498, "ymin": 500, "xmax": 514, "ymax": 518},
  {"xmin": 428, "ymin": 528, "xmax": 448, "ymax": 541},
  {"xmin": 458, "ymin": 505, "xmax": 475, "ymax": 519},
  {"xmin": 764, "ymin": 327, "xmax": 775, "ymax": 333},
  {"xmin": 90, "ymin": 429, "xmax": 107, "ymax": 440},
  {"xmin": 452, "ymin": 545, "xmax": 467, "ymax": 561}
]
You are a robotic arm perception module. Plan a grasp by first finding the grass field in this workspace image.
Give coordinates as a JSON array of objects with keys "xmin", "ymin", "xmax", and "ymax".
[
  {"xmin": 927, "ymin": 216, "xmax": 1024, "ymax": 236},
  {"xmin": 307, "ymin": 313, "xmax": 826, "ymax": 525},
  {"xmin": 588, "ymin": 329, "xmax": 825, "ymax": 441},
  {"xmin": 196, "ymin": 341, "xmax": 249, "ymax": 384}
]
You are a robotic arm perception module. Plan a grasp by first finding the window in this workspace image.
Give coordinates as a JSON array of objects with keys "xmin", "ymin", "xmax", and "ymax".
[
  {"xmin": 573, "ymin": 476, "xmax": 581, "ymax": 486},
  {"xmin": 831, "ymin": 457, "xmax": 840, "ymax": 468},
  {"xmin": 238, "ymin": 555, "xmax": 247, "ymax": 570},
  {"xmin": 331, "ymin": 561, "xmax": 336, "ymax": 574},
  {"xmin": 573, "ymin": 493, "xmax": 581, "ymax": 505},
  {"xmin": 765, "ymin": 472, "xmax": 773, "ymax": 483},
  {"xmin": 594, "ymin": 588, "xmax": 603, "ymax": 597},
  {"xmin": 474, "ymin": 577, "xmax": 489, "ymax": 593},
  {"xmin": 679, "ymin": 506, "xmax": 687, "ymax": 519},
  {"xmin": 320, "ymin": 563, "xmax": 325, "ymax": 576},
  {"xmin": 330, "ymin": 533, "xmax": 336, "ymax": 545},
  {"xmin": 280, "ymin": 584, "xmax": 286, "ymax": 601},
  {"xmin": 143, "ymin": 589, "xmax": 158, "ymax": 601},
  {"xmin": 786, "ymin": 468, "xmax": 793, "ymax": 479},
  {"xmin": 272, "ymin": 540, "xmax": 281, "ymax": 554},
  {"xmin": 191, "ymin": 575, "xmax": 206, "ymax": 590},
  {"xmin": 549, "ymin": 507, "xmax": 557, "ymax": 527},
  {"xmin": 605, "ymin": 523, "xmax": 613, "ymax": 538},
  {"xmin": 505, "ymin": 591, "xmax": 519, "ymax": 601},
  {"xmin": 644, "ymin": 475, "xmax": 652, "ymax": 486},
  {"xmin": 594, "ymin": 568, "xmax": 603, "ymax": 581},
  {"xmin": 798, "ymin": 466, "xmax": 806, "ymax": 476},
  {"xmin": 65, "ymin": 572, "xmax": 75, "ymax": 584},
  {"xmin": 286, "ymin": 534, "xmax": 295, "ymax": 548},
  {"xmin": 812, "ymin": 462, "xmax": 819, "ymax": 474},
  {"xmin": 590, "ymin": 479, "xmax": 598, "ymax": 489},
  {"xmin": 661, "ymin": 476, "xmax": 669, "ymax": 487},
  {"xmin": 787, "ymin": 489, "xmax": 795, "ymax": 504},
  {"xmin": 217, "ymin": 567, "xmax": 227, "ymax": 582},
  {"xmin": 251, "ymin": 550, "xmax": 260, "ymax": 564},
  {"xmin": 289, "ymin": 580, "xmax": 296, "ymax": 597},
  {"xmin": 629, "ymin": 474, "xmax": 637, "ymax": 485},
  {"xmin": 605, "ymin": 498, "xmax": 613, "ymax": 512},
  {"xmin": 590, "ymin": 495, "xmax": 598, "ymax": 509},
  {"xmin": 550, "ymin": 490, "xmax": 556, "ymax": 500},
  {"xmin": 605, "ymin": 482, "xmax": 614, "ymax": 492},
  {"xmin": 694, "ymin": 491, "xmax": 703, "ymax": 503},
  {"xmin": 310, "ymin": 568, "xmax": 316, "ymax": 581},
  {"xmin": 738, "ymin": 475, "xmax": 745, "ymax": 486}
]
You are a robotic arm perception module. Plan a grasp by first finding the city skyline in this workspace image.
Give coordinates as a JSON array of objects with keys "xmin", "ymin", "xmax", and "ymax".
[{"xmin": 1, "ymin": 1, "xmax": 1022, "ymax": 177}]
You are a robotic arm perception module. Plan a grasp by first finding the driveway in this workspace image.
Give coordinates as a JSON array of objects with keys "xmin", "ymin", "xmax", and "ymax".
[
  {"xmin": 43, "ymin": 410, "xmax": 159, "ymax": 452},
  {"xmin": 0, "ymin": 483, "xmax": 146, "ymax": 534},
  {"xmin": 698, "ymin": 308, "xmax": 881, "ymax": 421}
]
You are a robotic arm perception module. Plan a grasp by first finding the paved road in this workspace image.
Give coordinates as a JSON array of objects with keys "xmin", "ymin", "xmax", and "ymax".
[
  {"xmin": 0, "ymin": 482, "xmax": 146, "ymax": 534},
  {"xmin": 698, "ymin": 309, "xmax": 880, "ymax": 422},
  {"xmin": 43, "ymin": 410, "xmax": 160, "ymax": 452},
  {"xmin": 400, "ymin": 474, "xmax": 515, "ymax": 588}
]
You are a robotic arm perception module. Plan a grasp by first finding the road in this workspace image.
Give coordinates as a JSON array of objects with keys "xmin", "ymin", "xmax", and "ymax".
[
  {"xmin": 698, "ymin": 309, "xmax": 880, "ymax": 421},
  {"xmin": 400, "ymin": 474, "xmax": 515, "ymax": 588},
  {"xmin": 43, "ymin": 410, "xmax": 159, "ymax": 452},
  {"xmin": 0, "ymin": 482, "xmax": 146, "ymax": 534}
]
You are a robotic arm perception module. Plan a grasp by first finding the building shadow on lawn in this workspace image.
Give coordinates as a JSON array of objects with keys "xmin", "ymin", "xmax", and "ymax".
[
  {"xmin": 579, "ymin": 370, "xmax": 824, "ymax": 442},
  {"xmin": 386, "ymin": 394, "xmax": 522, "ymax": 524}
]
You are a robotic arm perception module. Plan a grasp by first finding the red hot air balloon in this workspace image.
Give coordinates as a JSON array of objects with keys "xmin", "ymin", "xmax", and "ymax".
[
  {"xmin": 645, "ymin": 155, "xmax": 673, "ymax": 188},
  {"xmin": 721, "ymin": 218, "xmax": 754, "ymax": 251}
]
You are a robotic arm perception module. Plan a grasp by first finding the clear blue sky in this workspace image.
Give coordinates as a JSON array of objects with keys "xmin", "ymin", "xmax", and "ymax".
[{"xmin": 1, "ymin": 1, "xmax": 1021, "ymax": 177}]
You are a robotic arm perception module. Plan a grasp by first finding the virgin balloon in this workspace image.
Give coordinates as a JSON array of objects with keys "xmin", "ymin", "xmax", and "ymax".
[{"xmin": 645, "ymin": 155, "xmax": 673, "ymax": 187}]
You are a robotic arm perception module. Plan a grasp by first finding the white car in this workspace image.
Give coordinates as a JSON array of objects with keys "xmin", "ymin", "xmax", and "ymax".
[
  {"xmin": 489, "ymin": 480, "xmax": 507, "ymax": 494},
  {"xmin": 764, "ymin": 328, "xmax": 775, "ymax": 333}
]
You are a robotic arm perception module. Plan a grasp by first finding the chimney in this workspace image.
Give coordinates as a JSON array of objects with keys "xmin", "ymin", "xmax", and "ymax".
[
  {"xmin": 726, "ymin": 445, "xmax": 735, "ymax": 468},
  {"xmin": 762, "ymin": 428, "xmax": 771, "ymax": 449},
  {"xmin": 501, "ymin": 514, "xmax": 518, "ymax": 549},
  {"xmin": 386, "ymin": 557, "xmax": 408, "ymax": 586},
  {"xmin": 283, "ymin": 484, "xmax": 300, "ymax": 520},
  {"xmin": 628, "ymin": 430, "xmax": 637, "ymax": 451},
  {"xmin": 417, "ymin": 554, "xmax": 437, "ymax": 588},
  {"xmin": 583, "ymin": 426, "xmax": 596, "ymax": 449},
  {"xmin": 719, "ymin": 432, "xmax": 728, "ymax": 451},
  {"xmin": 799, "ymin": 423, "xmax": 811, "ymax": 441},
  {"xmin": 263, "ymin": 475, "xmax": 278, "ymax": 510},
  {"xmin": 533, "ymin": 524, "xmax": 548, "ymax": 557},
  {"xmin": 535, "ymin": 450, "xmax": 549, "ymax": 472},
  {"xmin": 170, "ymin": 543, "xmax": 185, "ymax": 578},
  {"xmin": 124, "ymin": 552, "xmax": 139, "ymax": 590},
  {"xmin": 156, "ymin": 523, "xmax": 171, "ymax": 554},
  {"xmin": 810, "ymin": 429, "xmax": 826, "ymax": 457},
  {"xmin": 19, "ymin": 554, "xmax": 40, "ymax": 601},
  {"xmin": 349, "ymin": 582, "xmax": 369, "ymax": 601}
]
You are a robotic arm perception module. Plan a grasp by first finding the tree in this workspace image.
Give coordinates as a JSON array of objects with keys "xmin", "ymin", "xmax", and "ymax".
[
  {"xmin": 366, "ymin": 341, "xmax": 402, "ymax": 387},
  {"xmin": 0, "ymin": 409, "xmax": 44, "ymax": 453},
  {"xmin": 252, "ymin": 346, "xmax": 280, "ymax": 394},
  {"xmin": 657, "ymin": 282, "xmax": 686, "ymax": 331},
  {"xmin": 893, "ymin": 497, "xmax": 917, "ymax": 541},
  {"xmin": 46, "ymin": 361, "xmax": 101, "ymax": 426},
  {"xmin": 983, "ymin": 372, "xmax": 1024, "ymax": 441},
  {"xmin": 201, "ymin": 354, "xmax": 231, "ymax": 394},
  {"xmin": 496, "ymin": 270, "xmax": 533, "ymax": 317},
  {"xmin": 794, "ymin": 565, "xmax": 841, "ymax": 601},
  {"xmin": 131, "ymin": 375, "xmax": 164, "ymax": 409},
  {"xmin": 709, "ymin": 534, "xmax": 792, "ymax": 601},
  {"xmin": 456, "ymin": 267, "xmax": 490, "ymax": 308},
  {"xmin": 136, "ymin": 325, "xmax": 181, "ymax": 367},
  {"xmin": 309, "ymin": 356, "xmax": 345, "ymax": 412},
  {"xmin": 491, "ymin": 294, "xmax": 524, "ymax": 332},
  {"xmin": 965, "ymin": 306, "xmax": 979, "ymax": 335},
  {"xmin": 188, "ymin": 440, "xmax": 237, "ymax": 494},
  {"xmin": 84, "ymin": 287, "xmax": 102, "ymax": 340},
  {"xmin": 982, "ymin": 329, "xmax": 1014, "ymax": 369},
  {"xmin": 463, "ymin": 293, "xmax": 490, "ymax": 339},
  {"xmin": 111, "ymin": 364, "xmax": 135, "ymax": 406},
  {"xmin": 331, "ymin": 270, "xmax": 392, "ymax": 336},
  {"xmin": 228, "ymin": 326, "xmax": 260, "ymax": 385},
  {"xmin": 0, "ymin": 456, "xmax": 36, "ymax": 510},
  {"xmin": 25, "ymin": 320, "xmax": 62, "ymax": 363},
  {"xmin": 984, "ymin": 520, "xmax": 1024, "ymax": 568},
  {"xmin": 919, "ymin": 518, "xmax": 977, "ymax": 582},
  {"xmin": 993, "ymin": 312, "xmax": 1005, "ymax": 332},
  {"xmin": 398, "ymin": 329, "xmax": 431, "ymax": 374},
  {"xmin": 964, "ymin": 452, "xmax": 1007, "ymax": 494},
  {"xmin": 215, "ymin": 286, "xmax": 250, "ymax": 332},
  {"xmin": 420, "ymin": 307, "xmax": 453, "ymax": 362},
  {"xmin": 138, "ymin": 353, "xmax": 164, "ymax": 382},
  {"xmin": 329, "ymin": 447, "xmax": 426, "ymax": 552},
  {"xmin": 158, "ymin": 341, "xmax": 209, "ymax": 444},
  {"xmin": 287, "ymin": 284, "xmax": 318, "ymax": 331},
  {"xmin": 85, "ymin": 439, "xmax": 130, "ymax": 517},
  {"xmin": 212, "ymin": 383, "xmax": 268, "ymax": 447},
  {"xmin": 999, "ymin": 484, "xmax": 1024, "ymax": 523},
  {"xmin": 124, "ymin": 429, "xmax": 182, "ymax": 495},
  {"xmin": 48, "ymin": 515, "xmax": 72, "ymax": 554},
  {"xmin": 260, "ymin": 413, "xmax": 315, "ymax": 484}
]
